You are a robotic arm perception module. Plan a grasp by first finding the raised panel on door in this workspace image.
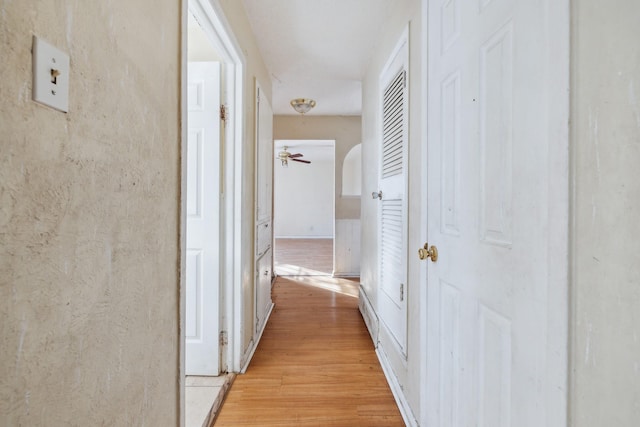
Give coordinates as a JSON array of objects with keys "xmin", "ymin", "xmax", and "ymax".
[
  {"xmin": 255, "ymin": 248, "xmax": 273, "ymax": 334},
  {"xmin": 479, "ymin": 22, "xmax": 514, "ymax": 247},
  {"xmin": 256, "ymin": 84, "xmax": 273, "ymax": 224},
  {"xmin": 186, "ymin": 61, "xmax": 221, "ymax": 376},
  {"xmin": 425, "ymin": 0, "xmax": 568, "ymax": 425},
  {"xmin": 256, "ymin": 221, "xmax": 272, "ymax": 258},
  {"xmin": 440, "ymin": 70, "xmax": 462, "ymax": 236},
  {"xmin": 438, "ymin": 280, "xmax": 461, "ymax": 427}
]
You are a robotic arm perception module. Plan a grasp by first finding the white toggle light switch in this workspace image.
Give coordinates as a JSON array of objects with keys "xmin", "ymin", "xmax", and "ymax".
[{"xmin": 32, "ymin": 36, "xmax": 69, "ymax": 112}]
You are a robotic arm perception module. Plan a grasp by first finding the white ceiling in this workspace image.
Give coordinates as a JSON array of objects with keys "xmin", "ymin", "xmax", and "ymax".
[{"xmin": 241, "ymin": 0, "xmax": 395, "ymax": 116}]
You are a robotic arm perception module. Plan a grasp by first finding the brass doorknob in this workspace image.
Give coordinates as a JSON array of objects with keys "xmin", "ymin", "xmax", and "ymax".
[{"xmin": 418, "ymin": 243, "xmax": 438, "ymax": 262}]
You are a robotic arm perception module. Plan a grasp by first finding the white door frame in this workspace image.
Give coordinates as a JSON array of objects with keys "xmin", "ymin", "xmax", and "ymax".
[
  {"xmin": 377, "ymin": 26, "xmax": 410, "ymax": 357},
  {"xmin": 419, "ymin": 4, "xmax": 429, "ymax": 426},
  {"xmin": 180, "ymin": 0, "xmax": 245, "ymax": 424}
]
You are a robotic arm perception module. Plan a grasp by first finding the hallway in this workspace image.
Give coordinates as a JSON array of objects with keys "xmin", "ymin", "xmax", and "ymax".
[{"xmin": 214, "ymin": 276, "xmax": 404, "ymax": 426}]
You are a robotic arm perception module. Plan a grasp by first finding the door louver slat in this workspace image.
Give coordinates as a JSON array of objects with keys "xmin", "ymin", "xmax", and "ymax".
[
  {"xmin": 381, "ymin": 198, "xmax": 404, "ymax": 303},
  {"xmin": 382, "ymin": 69, "xmax": 406, "ymax": 179}
]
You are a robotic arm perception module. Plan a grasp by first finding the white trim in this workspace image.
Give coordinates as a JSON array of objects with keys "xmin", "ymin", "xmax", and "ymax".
[
  {"xmin": 544, "ymin": 0, "xmax": 570, "ymax": 423},
  {"xmin": 419, "ymin": 1, "xmax": 429, "ymax": 425},
  {"xmin": 376, "ymin": 24, "xmax": 410, "ymax": 357},
  {"xmin": 376, "ymin": 347, "xmax": 418, "ymax": 427},
  {"xmin": 179, "ymin": 1, "xmax": 188, "ymax": 426},
  {"xmin": 240, "ymin": 302, "xmax": 275, "ymax": 373},
  {"xmin": 358, "ymin": 286, "xmax": 379, "ymax": 344},
  {"xmin": 379, "ymin": 25, "xmax": 410, "ymax": 83},
  {"xmin": 188, "ymin": 0, "xmax": 246, "ymax": 374},
  {"xmin": 332, "ymin": 272, "xmax": 360, "ymax": 278},
  {"xmin": 274, "ymin": 235, "xmax": 334, "ymax": 239}
]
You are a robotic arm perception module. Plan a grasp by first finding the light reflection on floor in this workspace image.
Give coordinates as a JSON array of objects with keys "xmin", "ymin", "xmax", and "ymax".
[
  {"xmin": 275, "ymin": 268, "xmax": 360, "ymax": 298},
  {"xmin": 274, "ymin": 263, "xmax": 330, "ymax": 277}
]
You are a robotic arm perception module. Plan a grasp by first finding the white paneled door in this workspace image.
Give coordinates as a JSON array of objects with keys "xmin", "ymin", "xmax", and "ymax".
[
  {"xmin": 425, "ymin": 0, "xmax": 568, "ymax": 425},
  {"xmin": 186, "ymin": 62, "xmax": 222, "ymax": 376}
]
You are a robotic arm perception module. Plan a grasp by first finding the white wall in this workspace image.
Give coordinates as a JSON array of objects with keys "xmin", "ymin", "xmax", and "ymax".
[
  {"xmin": 273, "ymin": 116, "xmax": 362, "ymax": 220},
  {"xmin": 274, "ymin": 155, "xmax": 334, "ymax": 238},
  {"xmin": 342, "ymin": 144, "xmax": 362, "ymax": 196}
]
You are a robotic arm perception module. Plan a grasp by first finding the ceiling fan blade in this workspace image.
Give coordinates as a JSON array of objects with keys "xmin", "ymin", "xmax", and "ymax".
[
  {"xmin": 290, "ymin": 158, "xmax": 311, "ymax": 164},
  {"xmin": 288, "ymin": 153, "xmax": 304, "ymax": 158}
]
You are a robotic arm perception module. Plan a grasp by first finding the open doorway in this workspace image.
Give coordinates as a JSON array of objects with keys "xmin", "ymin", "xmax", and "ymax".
[{"xmin": 273, "ymin": 140, "xmax": 336, "ymax": 276}]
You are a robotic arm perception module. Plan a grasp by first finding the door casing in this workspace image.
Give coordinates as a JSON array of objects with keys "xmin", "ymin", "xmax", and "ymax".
[{"xmin": 180, "ymin": 0, "xmax": 246, "ymax": 424}]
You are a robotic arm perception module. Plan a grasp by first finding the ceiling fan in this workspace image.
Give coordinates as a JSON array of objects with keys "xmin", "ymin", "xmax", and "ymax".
[{"xmin": 277, "ymin": 146, "xmax": 311, "ymax": 166}]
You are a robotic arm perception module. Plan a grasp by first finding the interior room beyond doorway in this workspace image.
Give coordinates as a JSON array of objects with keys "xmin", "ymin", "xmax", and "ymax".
[{"xmin": 273, "ymin": 140, "xmax": 336, "ymax": 276}]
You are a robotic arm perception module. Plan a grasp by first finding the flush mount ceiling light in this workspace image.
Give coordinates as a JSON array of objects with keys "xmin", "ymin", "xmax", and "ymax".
[{"xmin": 290, "ymin": 98, "xmax": 316, "ymax": 114}]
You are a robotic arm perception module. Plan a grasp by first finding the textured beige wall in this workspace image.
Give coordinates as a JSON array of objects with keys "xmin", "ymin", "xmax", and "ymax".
[
  {"xmin": 0, "ymin": 1, "xmax": 180, "ymax": 425},
  {"xmin": 570, "ymin": 1, "xmax": 640, "ymax": 425},
  {"xmin": 273, "ymin": 115, "xmax": 362, "ymax": 220}
]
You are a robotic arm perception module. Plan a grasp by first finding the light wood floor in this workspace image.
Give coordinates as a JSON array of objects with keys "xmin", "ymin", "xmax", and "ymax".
[
  {"xmin": 274, "ymin": 238, "xmax": 333, "ymax": 276},
  {"xmin": 214, "ymin": 276, "xmax": 404, "ymax": 426}
]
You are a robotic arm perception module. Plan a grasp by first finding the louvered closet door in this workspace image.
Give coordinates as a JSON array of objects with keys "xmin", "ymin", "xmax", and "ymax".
[{"xmin": 378, "ymin": 35, "xmax": 409, "ymax": 355}]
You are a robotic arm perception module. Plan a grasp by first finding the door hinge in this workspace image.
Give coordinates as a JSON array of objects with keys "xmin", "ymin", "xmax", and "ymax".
[
  {"xmin": 220, "ymin": 104, "xmax": 227, "ymax": 123},
  {"xmin": 219, "ymin": 330, "xmax": 228, "ymax": 346},
  {"xmin": 400, "ymin": 283, "xmax": 404, "ymax": 301}
]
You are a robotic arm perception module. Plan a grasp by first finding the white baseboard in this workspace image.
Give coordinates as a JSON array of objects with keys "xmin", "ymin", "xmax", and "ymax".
[
  {"xmin": 358, "ymin": 286, "xmax": 379, "ymax": 345},
  {"xmin": 376, "ymin": 347, "xmax": 418, "ymax": 427},
  {"xmin": 240, "ymin": 302, "xmax": 274, "ymax": 373},
  {"xmin": 360, "ymin": 286, "xmax": 417, "ymax": 426},
  {"xmin": 274, "ymin": 235, "xmax": 334, "ymax": 239},
  {"xmin": 333, "ymin": 272, "xmax": 360, "ymax": 278}
]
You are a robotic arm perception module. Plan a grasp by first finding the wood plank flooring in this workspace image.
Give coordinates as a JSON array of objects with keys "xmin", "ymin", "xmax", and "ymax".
[
  {"xmin": 274, "ymin": 238, "xmax": 334, "ymax": 275},
  {"xmin": 214, "ymin": 276, "xmax": 404, "ymax": 426}
]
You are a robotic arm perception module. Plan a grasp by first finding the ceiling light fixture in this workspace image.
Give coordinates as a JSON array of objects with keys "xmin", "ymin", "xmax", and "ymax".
[{"xmin": 290, "ymin": 98, "xmax": 316, "ymax": 114}]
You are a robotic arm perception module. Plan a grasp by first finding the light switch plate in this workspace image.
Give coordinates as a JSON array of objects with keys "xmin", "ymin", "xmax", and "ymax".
[{"xmin": 32, "ymin": 36, "xmax": 69, "ymax": 112}]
